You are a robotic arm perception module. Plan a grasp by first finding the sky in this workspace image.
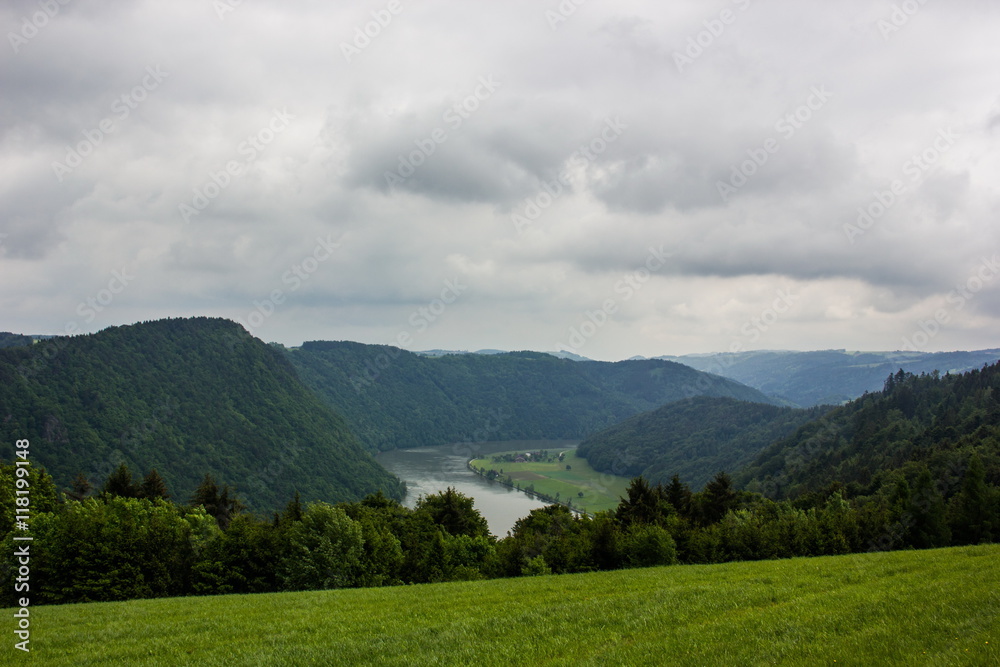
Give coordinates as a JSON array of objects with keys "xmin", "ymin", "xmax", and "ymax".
[{"xmin": 2, "ymin": 0, "xmax": 999, "ymax": 361}]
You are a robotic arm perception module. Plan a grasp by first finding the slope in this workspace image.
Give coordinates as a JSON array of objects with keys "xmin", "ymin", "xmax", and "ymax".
[
  {"xmin": 736, "ymin": 364, "xmax": 1000, "ymax": 499},
  {"xmin": 286, "ymin": 342, "xmax": 778, "ymax": 451},
  {"xmin": 578, "ymin": 396, "xmax": 830, "ymax": 489},
  {"xmin": 660, "ymin": 348, "xmax": 1000, "ymax": 406},
  {"xmin": 0, "ymin": 318, "xmax": 402, "ymax": 511}
]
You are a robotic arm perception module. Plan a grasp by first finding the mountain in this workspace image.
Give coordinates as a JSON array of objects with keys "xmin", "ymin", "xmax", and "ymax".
[
  {"xmin": 0, "ymin": 318, "xmax": 403, "ymax": 511},
  {"xmin": 735, "ymin": 364, "xmax": 1000, "ymax": 499},
  {"xmin": 0, "ymin": 332, "xmax": 33, "ymax": 349},
  {"xmin": 285, "ymin": 342, "xmax": 777, "ymax": 452},
  {"xmin": 577, "ymin": 397, "xmax": 830, "ymax": 489},
  {"xmin": 659, "ymin": 349, "xmax": 1000, "ymax": 407}
]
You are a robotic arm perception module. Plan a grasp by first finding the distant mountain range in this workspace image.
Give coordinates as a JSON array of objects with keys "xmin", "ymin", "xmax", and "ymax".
[
  {"xmin": 285, "ymin": 342, "xmax": 776, "ymax": 452},
  {"xmin": 657, "ymin": 349, "xmax": 1000, "ymax": 407}
]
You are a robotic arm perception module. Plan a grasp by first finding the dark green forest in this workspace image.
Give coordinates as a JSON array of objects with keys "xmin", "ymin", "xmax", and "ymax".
[
  {"xmin": 578, "ymin": 397, "xmax": 831, "ymax": 489},
  {"xmin": 286, "ymin": 341, "xmax": 776, "ymax": 451},
  {"xmin": 0, "ymin": 318, "xmax": 402, "ymax": 511}
]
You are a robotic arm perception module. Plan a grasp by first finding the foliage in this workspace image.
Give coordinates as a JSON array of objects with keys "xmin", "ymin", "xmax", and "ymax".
[
  {"xmin": 578, "ymin": 396, "xmax": 829, "ymax": 489},
  {"xmin": 0, "ymin": 317, "xmax": 403, "ymax": 512},
  {"xmin": 286, "ymin": 341, "xmax": 777, "ymax": 451}
]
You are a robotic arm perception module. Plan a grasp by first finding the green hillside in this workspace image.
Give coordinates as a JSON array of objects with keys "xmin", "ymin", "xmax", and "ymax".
[
  {"xmin": 578, "ymin": 397, "xmax": 830, "ymax": 489},
  {"xmin": 25, "ymin": 544, "xmax": 999, "ymax": 665},
  {"xmin": 286, "ymin": 342, "xmax": 777, "ymax": 451},
  {"xmin": 0, "ymin": 318, "xmax": 402, "ymax": 511},
  {"xmin": 737, "ymin": 364, "xmax": 1000, "ymax": 500}
]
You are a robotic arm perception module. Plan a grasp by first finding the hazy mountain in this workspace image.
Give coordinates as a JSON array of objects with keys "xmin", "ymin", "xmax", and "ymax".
[{"xmin": 659, "ymin": 349, "xmax": 1000, "ymax": 407}]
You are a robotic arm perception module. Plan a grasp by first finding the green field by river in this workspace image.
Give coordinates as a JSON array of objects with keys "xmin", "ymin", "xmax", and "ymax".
[{"xmin": 469, "ymin": 448, "xmax": 631, "ymax": 514}]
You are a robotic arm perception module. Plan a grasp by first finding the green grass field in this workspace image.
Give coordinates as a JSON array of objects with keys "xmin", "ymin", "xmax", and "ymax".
[
  {"xmin": 469, "ymin": 449, "xmax": 631, "ymax": 514},
  {"xmin": 18, "ymin": 545, "xmax": 998, "ymax": 666}
]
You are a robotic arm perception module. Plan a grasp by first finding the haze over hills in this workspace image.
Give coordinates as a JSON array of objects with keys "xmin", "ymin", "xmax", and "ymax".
[
  {"xmin": 0, "ymin": 318, "xmax": 403, "ymax": 511},
  {"xmin": 658, "ymin": 349, "xmax": 1000, "ymax": 407},
  {"xmin": 284, "ymin": 341, "xmax": 778, "ymax": 452}
]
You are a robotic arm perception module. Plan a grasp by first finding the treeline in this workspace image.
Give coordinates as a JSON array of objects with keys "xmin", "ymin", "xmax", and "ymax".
[
  {"xmin": 0, "ymin": 318, "xmax": 403, "ymax": 512},
  {"xmin": 3, "ymin": 454, "xmax": 997, "ymax": 606},
  {"xmin": 286, "ymin": 342, "xmax": 775, "ymax": 452}
]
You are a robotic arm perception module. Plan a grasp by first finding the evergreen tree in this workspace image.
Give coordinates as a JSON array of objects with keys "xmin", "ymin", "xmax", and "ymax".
[
  {"xmin": 101, "ymin": 463, "xmax": 141, "ymax": 498},
  {"xmin": 906, "ymin": 467, "xmax": 950, "ymax": 549},
  {"xmin": 664, "ymin": 474, "xmax": 693, "ymax": 518},
  {"xmin": 950, "ymin": 454, "xmax": 994, "ymax": 545},
  {"xmin": 66, "ymin": 472, "xmax": 92, "ymax": 501},
  {"xmin": 139, "ymin": 469, "xmax": 170, "ymax": 500},
  {"xmin": 699, "ymin": 471, "xmax": 737, "ymax": 525}
]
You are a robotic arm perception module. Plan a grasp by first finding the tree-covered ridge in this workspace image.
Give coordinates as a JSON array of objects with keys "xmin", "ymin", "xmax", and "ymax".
[
  {"xmin": 737, "ymin": 363, "xmax": 1000, "ymax": 501},
  {"xmin": 578, "ymin": 397, "xmax": 831, "ymax": 489},
  {"xmin": 0, "ymin": 317, "xmax": 402, "ymax": 511},
  {"xmin": 660, "ymin": 348, "xmax": 1000, "ymax": 407},
  {"xmin": 0, "ymin": 332, "xmax": 33, "ymax": 349},
  {"xmin": 286, "ymin": 341, "xmax": 777, "ymax": 451}
]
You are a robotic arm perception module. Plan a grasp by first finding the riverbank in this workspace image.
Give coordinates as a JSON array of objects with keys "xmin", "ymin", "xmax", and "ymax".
[{"xmin": 468, "ymin": 448, "xmax": 631, "ymax": 515}]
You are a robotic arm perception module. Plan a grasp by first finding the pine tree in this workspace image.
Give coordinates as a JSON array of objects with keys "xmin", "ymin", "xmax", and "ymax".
[
  {"xmin": 66, "ymin": 472, "xmax": 92, "ymax": 501},
  {"xmin": 907, "ymin": 467, "xmax": 950, "ymax": 549},
  {"xmin": 139, "ymin": 468, "xmax": 170, "ymax": 500},
  {"xmin": 101, "ymin": 463, "xmax": 141, "ymax": 498},
  {"xmin": 950, "ymin": 454, "xmax": 994, "ymax": 545}
]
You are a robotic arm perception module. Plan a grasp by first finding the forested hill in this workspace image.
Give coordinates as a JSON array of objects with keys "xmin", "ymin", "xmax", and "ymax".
[
  {"xmin": 736, "ymin": 363, "xmax": 1000, "ymax": 500},
  {"xmin": 286, "ymin": 342, "xmax": 777, "ymax": 452},
  {"xmin": 0, "ymin": 318, "xmax": 403, "ymax": 511},
  {"xmin": 578, "ymin": 397, "xmax": 830, "ymax": 490},
  {"xmin": 660, "ymin": 349, "xmax": 1000, "ymax": 407},
  {"xmin": 0, "ymin": 332, "xmax": 33, "ymax": 348}
]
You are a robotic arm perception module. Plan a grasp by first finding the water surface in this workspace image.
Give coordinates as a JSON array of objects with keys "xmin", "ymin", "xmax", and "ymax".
[{"xmin": 378, "ymin": 440, "xmax": 578, "ymax": 536}]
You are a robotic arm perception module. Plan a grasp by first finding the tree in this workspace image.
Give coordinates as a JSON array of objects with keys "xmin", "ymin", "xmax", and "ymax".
[
  {"xmin": 665, "ymin": 474, "xmax": 693, "ymax": 518},
  {"xmin": 906, "ymin": 467, "xmax": 950, "ymax": 549},
  {"xmin": 101, "ymin": 463, "xmax": 141, "ymax": 499},
  {"xmin": 615, "ymin": 476, "xmax": 664, "ymax": 527},
  {"xmin": 66, "ymin": 472, "xmax": 92, "ymax": 501},
  {"xmin": 139, "ymin": 469, "xmax": 170, "ymax": 500},
  {"xmin": 622, "ymin": 523, "xmax": 678, "ymax": 568},
  {"xmin": 190, "ymin": 474, "xmax": 244, "ymax": 530},
  {"xmin": 415, "ymin": 487, "xmax": 490, "ymax": 538},
  {"xmin": 278, "ymin": 502, "xmax": 363, "ymax": 591},
  {"xmin": 699, "ymin": 472, "xmax": 737, "ymax": 525},
  {"xmin": 950, "ymin": 454, "xmax": 994, "ymax": 545}
]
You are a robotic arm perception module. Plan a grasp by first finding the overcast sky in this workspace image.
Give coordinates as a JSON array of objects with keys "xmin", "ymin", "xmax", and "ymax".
[{"xmin": 2, "ymin": 0, "xmax": 999, "ymax": 360}]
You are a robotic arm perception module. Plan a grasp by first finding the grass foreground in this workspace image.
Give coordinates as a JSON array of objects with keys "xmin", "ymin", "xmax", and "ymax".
[
  {"xmin": 469, "ymin": 449, "xmax": 630, "ymax": 514},
  {"xmin": 13, "ymin": 544, "xmax": 999, "ymax": 665}
]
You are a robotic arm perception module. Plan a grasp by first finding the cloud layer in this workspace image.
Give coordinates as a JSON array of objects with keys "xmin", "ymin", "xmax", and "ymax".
[{"xmin": 2, "ymin": 0, "xmax": 999, "ymax": 360}]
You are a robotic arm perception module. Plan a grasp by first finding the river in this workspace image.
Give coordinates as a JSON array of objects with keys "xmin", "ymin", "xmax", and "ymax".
[{"xmin": 377, "ymin": 440, "xmax": 579, "ymax": 537}]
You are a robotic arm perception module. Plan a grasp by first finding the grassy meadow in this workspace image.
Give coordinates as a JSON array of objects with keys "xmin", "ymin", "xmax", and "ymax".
[
  {"xmin": 20, "ymin": 544, "xmax": 999, "ymax": 666},
  {"xmin": 469, "ymin": 448, "xmax": 630, "ymax": 514}
]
